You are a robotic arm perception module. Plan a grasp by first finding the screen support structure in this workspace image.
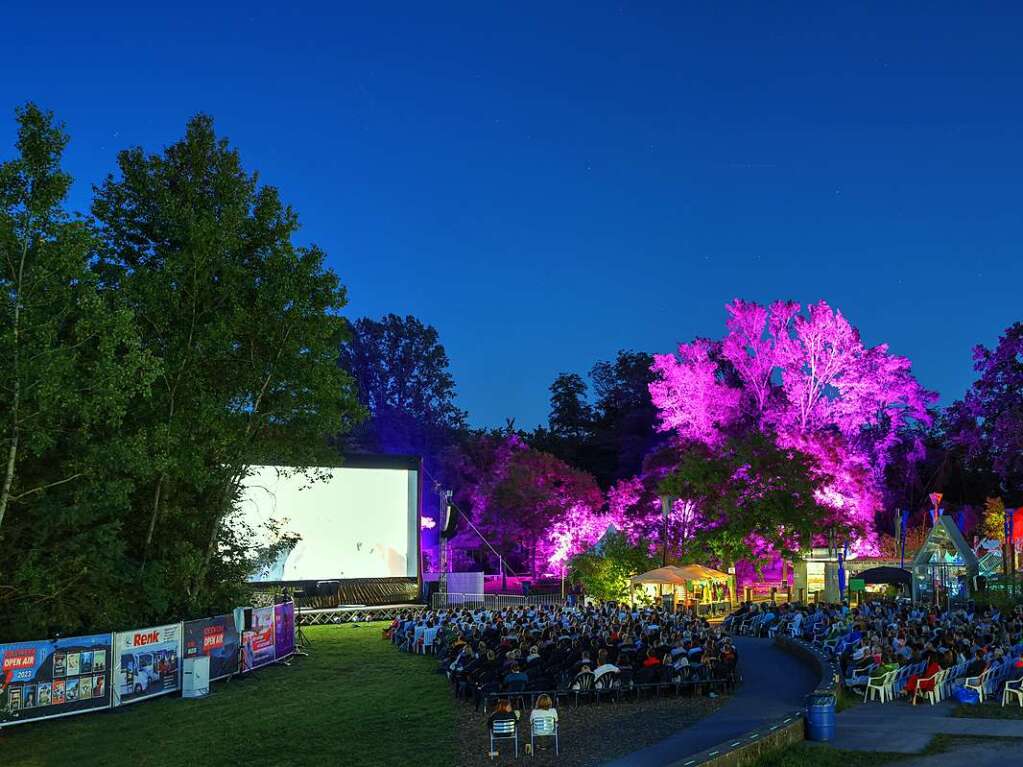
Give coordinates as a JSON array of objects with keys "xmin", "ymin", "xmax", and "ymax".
[{"xmin": 438, "ymin": 488, "xmax": 452, "ymax": 596}]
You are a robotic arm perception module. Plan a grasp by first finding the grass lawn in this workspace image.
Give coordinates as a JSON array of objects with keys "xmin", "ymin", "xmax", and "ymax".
[
  {"xmin": 952, "ymin": 701, "xmax": 1023, "ymax": 719},
  {"xmin": 752, "ymin": 743, "xmax": 907, "ymax": 767},
  {"xmin": 752, "ymin": 734, "xmax": 1022, "ymax": 767},
  {"xmin": 0, "ymin": 623, "xmax": 457, "ymax": 767}
]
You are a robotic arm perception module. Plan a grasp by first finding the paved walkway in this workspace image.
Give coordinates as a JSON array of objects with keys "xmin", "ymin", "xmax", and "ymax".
[
  {"xmin": 825, "ymin": 698, "xmax": 1023, "ymax": 752},
  {"xmin": 603, "ymin": 637, "xmax": 818, "ymax": 767}
]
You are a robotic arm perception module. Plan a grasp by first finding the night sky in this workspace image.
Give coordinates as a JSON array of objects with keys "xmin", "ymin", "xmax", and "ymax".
[{"xmin": 4, "ymin": 3, "xmax": 1021, "ymax": 427}]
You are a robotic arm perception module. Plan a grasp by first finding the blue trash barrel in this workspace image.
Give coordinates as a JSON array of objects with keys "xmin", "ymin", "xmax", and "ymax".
[{"xmin": 805, "ymin": 693, "xmax": 836, "ymax": 742}]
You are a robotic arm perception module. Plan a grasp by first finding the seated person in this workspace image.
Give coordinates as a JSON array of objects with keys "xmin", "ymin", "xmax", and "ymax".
[
  {"xmin": 529, "ymin": 693, "xmax": 559, "ymax": 730},
  {"xmin": 503, "ymin": 664, "xmax": 528, "ymax": 687},
  {"xmin": 488, "ymin": 698, "xmax": 517, "ymax": 731}
]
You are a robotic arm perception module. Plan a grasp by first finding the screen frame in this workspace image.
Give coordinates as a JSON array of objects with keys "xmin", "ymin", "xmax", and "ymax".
[{"xmin": 238, "ymin": 454, "xmax": 422, "ymax": 586}]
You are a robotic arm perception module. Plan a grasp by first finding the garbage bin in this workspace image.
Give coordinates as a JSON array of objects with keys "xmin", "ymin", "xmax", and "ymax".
[{"xmin": 805, "ymin": 693, "xmax": 836, "ymax": 742}]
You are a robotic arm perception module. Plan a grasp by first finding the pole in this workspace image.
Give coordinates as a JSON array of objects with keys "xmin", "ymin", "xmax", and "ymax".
[{"xmin": 660, "ymin": 495, "xmax": 673, "ymax": 567}]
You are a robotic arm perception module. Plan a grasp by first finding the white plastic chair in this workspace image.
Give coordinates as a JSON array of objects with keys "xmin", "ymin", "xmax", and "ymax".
[
  {"xmin": 924, "ymin": 669, "xmax": 947, "ymax": 705},
  {"xmin": 864, "ymin": 668, "xmax": 898, "ymax": 703},
  {"xmin": 1002, "ymin": 676, "xmax": 1023, "ymax": 707},
  {"xmin": 965, "ymin": 667, "xmax": 994, "ymax": 703}
]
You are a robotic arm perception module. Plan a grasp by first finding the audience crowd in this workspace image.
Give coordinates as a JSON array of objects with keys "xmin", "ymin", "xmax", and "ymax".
[
  {"xmin": 727, "ymin": 598, "xmax": 1023, "ymax": 702},
  {"xmin": 389, "ymin": 602, "xmax": 739, "ymax": 709}
]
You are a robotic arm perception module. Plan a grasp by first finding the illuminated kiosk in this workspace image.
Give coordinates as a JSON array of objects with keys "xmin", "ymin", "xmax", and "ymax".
[{"xmin": 911, "ymin": 516, "xmax": 978, "ymax": 604}]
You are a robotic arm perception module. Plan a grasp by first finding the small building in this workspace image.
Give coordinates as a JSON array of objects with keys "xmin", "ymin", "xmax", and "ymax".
[{"xmin": 911, "ymin": 516, "xmax": 979, "ymax": 604}]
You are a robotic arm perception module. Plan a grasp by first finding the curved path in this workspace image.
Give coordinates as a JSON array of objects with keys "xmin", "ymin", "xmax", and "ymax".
[{"xmin": 604, "ymin": 638, "xmax": 818, "ymax": 767}]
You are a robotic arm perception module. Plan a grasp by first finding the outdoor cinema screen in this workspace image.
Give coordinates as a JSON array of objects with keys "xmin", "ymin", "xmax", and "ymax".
[{"xmin": 236, "ymin": 460, "xmax": 419, "ymax": 582}]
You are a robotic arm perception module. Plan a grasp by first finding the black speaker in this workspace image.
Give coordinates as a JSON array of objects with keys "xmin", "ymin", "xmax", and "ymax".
[
  {"xmin": 441, "ymin": 502, "xmax": 458, "ymax": 539},
  {"xmin": 242, "ymin": 607, "xmax": 254, "ymax": 631}
]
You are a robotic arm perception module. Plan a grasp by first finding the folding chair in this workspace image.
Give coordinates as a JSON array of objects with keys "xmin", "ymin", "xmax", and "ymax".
[
  {"xmin": 490, "ymin": 719, "xmax": 518, "ymax": 757},
  {"xmin": 530, "ymin": 718, "xmax": 559, "ymax": 756}
]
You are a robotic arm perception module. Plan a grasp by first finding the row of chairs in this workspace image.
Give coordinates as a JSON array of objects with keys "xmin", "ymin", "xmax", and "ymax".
[
  {"xmin": 482, "ymin": 669, "xmax": 737, "ymax": 712},
  {"xmin": 863, "ymin": 657, "xmax": 1023, "ymax": 706}
]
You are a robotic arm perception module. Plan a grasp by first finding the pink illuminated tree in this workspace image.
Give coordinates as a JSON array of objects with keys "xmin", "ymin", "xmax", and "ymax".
[{"xmin": 650, "ymin": 299, "xmax": 936, "ymax": 553}]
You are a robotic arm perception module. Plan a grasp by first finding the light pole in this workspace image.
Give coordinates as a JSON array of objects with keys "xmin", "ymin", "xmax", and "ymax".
[{"xmin": 660, "ymin": 495, "xmax": 676, "ymax": 567}]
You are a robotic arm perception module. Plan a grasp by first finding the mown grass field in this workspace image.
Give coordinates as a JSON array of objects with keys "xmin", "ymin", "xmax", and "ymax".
[{"xmin": 1, "ymin": 623, "xmax": 456, "ymax": 767}]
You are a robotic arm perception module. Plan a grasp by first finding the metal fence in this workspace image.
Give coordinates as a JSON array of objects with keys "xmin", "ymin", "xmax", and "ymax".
[{"xmin": 430, "ymin": 592, "xmax": 566, "ymax": 611}]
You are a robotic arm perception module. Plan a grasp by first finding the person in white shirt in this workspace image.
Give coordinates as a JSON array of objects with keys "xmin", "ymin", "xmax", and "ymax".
[{"xmin": 529, "ymin": 694, "xmax": 559, "ymax": 729}]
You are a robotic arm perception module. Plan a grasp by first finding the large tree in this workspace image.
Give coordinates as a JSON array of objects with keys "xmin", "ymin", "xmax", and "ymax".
[
  {"xmin": 451, "ymin": 434, "xmax": 605, "ymax": 577},
  {"xmin": 0, "ymin": 105, "xmax": 154, "ymax": 638},
  {"xmin": 530, "ymin": 350, "xmax": 660, "ymax": 487},
  {"xmin": 339, "ymin": 313, "xmax": 465, "ymax": 455},
  {"xmin": 659, "ymin": 432, "xmax": 831, "ymax": 571},
  {"xmin": 92, "ymin": 115, "xmax": 362, "ymax": 614},
  {"xmin": 650, "ymin": 299, "xmax": 935, "ymax": 552},
  {"xmin": 947, "ymin": 322, "xmax": 1023, "ymax": 502}
]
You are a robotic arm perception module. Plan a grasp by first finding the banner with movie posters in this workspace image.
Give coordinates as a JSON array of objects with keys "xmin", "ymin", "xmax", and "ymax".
[
  {"xmin": 113, "ymin": 623, "xmax": 182, "ymax": 706},
  {"xmin": 184, "ymin": 614, "xmax": 240, "ymax": 681},
  {"xmin": 241, "ymin": 606, "xmax": 276, "ymax": 671},
  {"xmin": 273, "ymin": 602, "xmax": 295, "ymax": 659},
  {"xmin": 0, "ymin": 633, "xmax": 112, "ymax": 727}
]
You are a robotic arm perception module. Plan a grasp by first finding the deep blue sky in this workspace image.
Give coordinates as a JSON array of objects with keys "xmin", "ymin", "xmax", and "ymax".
[{"xmin": 3, "ymin": 4, "xmax": 1021, "ymax": 427}]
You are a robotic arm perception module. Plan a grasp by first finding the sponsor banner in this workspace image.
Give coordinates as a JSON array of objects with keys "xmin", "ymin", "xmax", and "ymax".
[
  {"xmin": 183, "ymin": 615, "xmax": 240, "ymax": 681},
  {"xmin": 241, "ymin": 606, "xmax": 276, "ymax": 671},
  {"xmin": 0, "ymin": 634, "xmax": 112, "ymax": 727},
  {"xmin": 273, "ymin": 602, "xmax": 295, "ymax": 659},
  {"xmin": 113, "ymin": 623, "xmax": 182, "ymax": 706}
]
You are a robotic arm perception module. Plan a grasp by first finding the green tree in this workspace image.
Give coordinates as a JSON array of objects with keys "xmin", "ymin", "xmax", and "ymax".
[
  {"xmin": 0, "ymin": 104, "xmax": 155, "ymax": 639},
  {"xmin": 568, "ymin": 530, "xmax": 657, "ymax": 602},
  {"xmin": 92, "ymin": 115, "xmax": 364, "ymax": 614},
  {"xmin": 659, "ymin": 433, "xmax": 831, "ymax": 571}
]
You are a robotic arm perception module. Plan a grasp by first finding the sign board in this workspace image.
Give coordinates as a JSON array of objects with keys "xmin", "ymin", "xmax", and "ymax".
[
  {"xmin": 113, "ymin": 623, "xmax": 182, "ymax": 706},
  {"xmin": 241, "ymin": 606, "xmax": 276, "ymax": 671},
  {"xmin": 183, "ymin": 614, "xmax": 240, "ymax": 681},
  {"xmin": 0, "ymin": 633, "xmax": 112, "ymax": 727},
  {"xmin": 273, "ymin": 602, "xmax": 295, "ymax": 660},
  {"xmin": 849, "ymin": 578, "xmax": 866, "ymax": 592}
]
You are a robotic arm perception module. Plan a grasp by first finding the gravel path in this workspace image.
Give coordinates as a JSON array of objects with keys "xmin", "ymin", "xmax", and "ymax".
[{"xmin": 454, "ymin": 692, "xmax": 727, "ymax": 767}]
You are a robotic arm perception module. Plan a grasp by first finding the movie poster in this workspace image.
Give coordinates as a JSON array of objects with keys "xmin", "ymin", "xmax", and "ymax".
[
  {"xmin": 113, "ymin": 623, "xmax": 182, "ymax": 707},
  {"xmin": 241, "ymin": 606, "xmax": 276, "ymax": 671},
  {"xmin": 183, "ymin": 614, "xmax": 240, "ymax": 681},
  {"xmin": 0, "ymin": 633, "xmax": 112, "ymax": 727},
  {"xmin": 273, "ymin": 602, "xmax": 296, "ymax": 660}
]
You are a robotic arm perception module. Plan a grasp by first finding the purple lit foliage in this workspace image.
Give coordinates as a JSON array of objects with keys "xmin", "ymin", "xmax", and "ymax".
[
  {"xmin": 450, "ymin": 435, "xmax": 608, "ymax": 575},
  {"xmin": 948, "ymin": 322, "xmax": 1023, "ymax": 497},
  {"xmin": 650, "ymin": 299, "xmax": 936, "ymax": 553}
]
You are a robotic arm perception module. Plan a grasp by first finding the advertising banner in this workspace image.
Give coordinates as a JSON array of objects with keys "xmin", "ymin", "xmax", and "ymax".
[
  {"xmin": 113, "ymin": 623, "xmax": 182, "ymax": 706},
  {"xmin": 273, "ymin": 602, "xmax": 295, "ymax": 660},
  {"xmin": 183, "ymin": 614, "xmax": 240, "ymax": 681},
  {"xmin": 241, "ymin": 606, "xmax": 276, "ymax": 671},
  {"xmin": 0, "ymin": 633, "xmax": 112, "ymax": 727}
]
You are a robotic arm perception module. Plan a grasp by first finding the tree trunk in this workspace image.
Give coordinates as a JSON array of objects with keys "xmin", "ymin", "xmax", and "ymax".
[
  {"xmin": 138, "ymin": 473, "xmax": 165, "ymax": 577},
  {"xmin": 0, "ymin": 233, "xmax": 28, "ymax": 532}
]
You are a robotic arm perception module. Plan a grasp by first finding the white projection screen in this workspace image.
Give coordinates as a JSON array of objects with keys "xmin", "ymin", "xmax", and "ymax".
[{"xmin": 236, "ymin": 457, "xmax": 420, "ymax": 582}]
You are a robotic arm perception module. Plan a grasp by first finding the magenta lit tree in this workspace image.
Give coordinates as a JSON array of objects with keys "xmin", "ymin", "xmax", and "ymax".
[
  {"xmin": 650, "ymin": 299, "xmax": 936, "ymax": 553},
  {"xmin": 449, "ymin": 434, "xmax": 608, "ymax": 575}
]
